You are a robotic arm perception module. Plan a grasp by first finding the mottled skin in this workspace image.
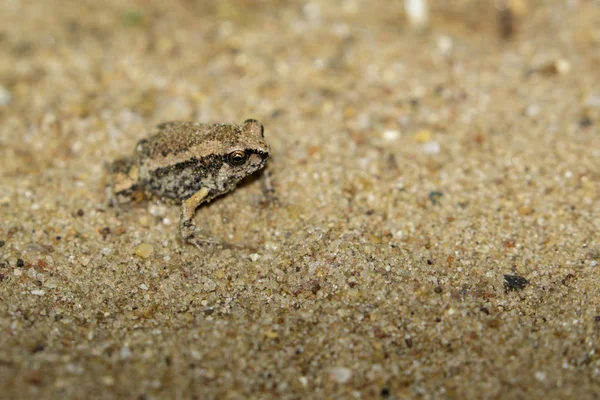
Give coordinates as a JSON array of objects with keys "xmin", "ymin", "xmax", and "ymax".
[{"xmin": 108, "ymin": 119, "xmax": 270, "ymax": 246}]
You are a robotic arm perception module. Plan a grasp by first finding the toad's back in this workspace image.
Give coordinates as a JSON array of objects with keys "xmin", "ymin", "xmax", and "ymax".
[
  {"xmin": 136, "ymin": 122, "xmax": 243, "ymax": 161},
  {"xmin": 133, "ymin": 120, "xmax": 270, "ymax": 201}
]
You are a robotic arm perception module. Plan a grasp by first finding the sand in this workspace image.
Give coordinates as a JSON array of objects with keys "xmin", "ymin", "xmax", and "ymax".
[{"xmin": 1, "ymin": 0, "xmax": 599, "ymax": 398}]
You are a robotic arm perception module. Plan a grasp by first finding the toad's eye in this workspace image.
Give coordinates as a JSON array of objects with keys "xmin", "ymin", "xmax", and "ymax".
[{"xmin": 227, "ymin": 150, "xmax": 247, "ymax": 166}]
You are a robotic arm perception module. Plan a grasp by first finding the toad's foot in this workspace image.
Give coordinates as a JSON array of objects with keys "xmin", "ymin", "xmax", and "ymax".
[
  {"xmin": 180, "ymin": 187, "xmax": 219, "ymax": 248},
  {"xmin": 179, "ymin": 187, "xmax": 257, "ymax": 250},
  {"xmin": 180, "ymin": 220, "xmax": 222, "ymax": 249},
  {"xmin": 185, "ymin": 231, "xmax": 250, "ymax": 251},
  {"xmin": 181, "ymin": 221, "xmax": 256, "ymax": 250},
  {"xmin": 187, "ymin": 235, "xmax": 223, "ymax": 250},
  {"xmin": 261, "ymin": 169, "xmax": 280, "ymax": 206}
]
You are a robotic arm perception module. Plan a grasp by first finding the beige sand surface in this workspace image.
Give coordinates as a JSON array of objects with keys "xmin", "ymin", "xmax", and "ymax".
[{"xmin": 1, "ymin": 1, "xmax": 599, "ymax": 398}]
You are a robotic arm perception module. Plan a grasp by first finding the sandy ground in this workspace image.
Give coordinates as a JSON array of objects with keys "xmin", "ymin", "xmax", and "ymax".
[{"xmin": 1, "ymin": 0, "xmax": 599, "ymax": 398}]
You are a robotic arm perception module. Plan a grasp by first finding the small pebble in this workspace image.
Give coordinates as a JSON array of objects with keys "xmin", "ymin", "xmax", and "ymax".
[
  {"xmin": 525, "ymin": 104, "xmax": 541, "ymax": 118},
  {"xmin": 120, "ymin": 346, "xmax": 132, "ymax": 359},
  {"xmin": 415, "ymin": 129, "xmax": 432, "ymax": 143},
  {"xmin": 303, "ymin": 2, "xmax": 321, "ymax": 21},
  {"xmin": 148, "ymin": 204, "xmax": 168, "ymax": 217},
  {"xmin": 44, "ymin": 278, "xmax": 58, "ymax": 289},
  {"xmin": 519, "ymin": 206, "xmax": 534, "ymax": 216},
  {"xmin": 264, "ymin": 330, "xmax": 279, "ymax": 339},
  {"xmin": 536, "ymin": 59, "xmax": 571, "ymax": 75},
  {"xmin": 584, "ymin": 95, "xmax": 600, "ymax": 109},
  {"xmin": 101, "ymin": 376, "xmax": 115, "ymax": 386},
  {"xmin": 134, "ymin": 243, "xmax": 154, "ymax": 259},
  {"xmin": 249, "ymin": 253, "xmax": 261, "ymax": 262},
  {"xmin": 404, "ymin": 0, "xmax": 428, "ymax": 29},
  {"xmin": 437, "ymin": 35, "xmax": 453, "ymax": 54},
  {"xmin": 138, "ymin": 215, "xmax": 150, "ymax": 227},
  {"xmin": 421, "ymin": 141, "xmax": 440, "ymax": 154},
  {"xmin": 31, "ymin": 290, "xmax": 45, "ymax": 296},
  {"xmin": 383, "ymin": 129, "xmax": 400, "ymax": 141},
  {"xmin": 79, "ymin": 256, "xmax": 91, "ymax": 266},
  {"xmin": 329, "ymin": 367, "xmax": 352, "ymax": 384},
  {"xmin": 429, "ymin": 191, "xmax": 444, "ymax": 205},
  {"xmin": 0, "ymin": 85, "xmax": 12, "ymax": 106},
  {"xmin": 139, "ymin": 283, "xmax": 148, "ymax": 291},
  {"xmin": 578, "ymin": 117, "xmax": 593, "ymax": 128},
  {"xmin": 534, "ymin": 371, "xmax": 546, "ymax": 382},
  {"xmin": 190, "ymin": 349, "xmax": 202, "ymax": 360},
  {"xmin": 504, "ymin": 274, "xmax": 529, "ymax": 291},
  {"xmin": 554, "ymin": 59, "xmax": 570, "ymax": 74},
  {"xmin": 203, "ymin": 279, "xmax": 217, "ymax": 291}
]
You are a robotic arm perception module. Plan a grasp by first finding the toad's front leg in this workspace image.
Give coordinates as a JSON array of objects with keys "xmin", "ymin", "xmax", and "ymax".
[{"xmin": 180, "ymin": 187, "xmax": 221, "ymax": 247}]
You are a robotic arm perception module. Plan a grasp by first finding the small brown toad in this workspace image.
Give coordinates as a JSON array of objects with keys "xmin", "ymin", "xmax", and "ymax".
[{"xmin": 108, "ymin": 119, "xmax": 270, "ymax": 247}]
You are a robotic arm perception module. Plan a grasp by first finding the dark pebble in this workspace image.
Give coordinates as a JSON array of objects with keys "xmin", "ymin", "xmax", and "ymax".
[
  {"xmin": 32, "ymin": 344, "xmax": 45, "ymax": 353},
  {"xmin": 100, "ymin": 227, "xmax": 111, "ymax": 240},
  {"xmin": 16, "ymin": 259, "xmax": 24, "ymax": 268},
  {"xmin": 380, "ymin": 387, "xmax": 390, "ymax": 397},
  {"xmin": 487, "ymin": 319, "xmax": 501, "ymax": 328},
  {"xmin": 429, "ymin": 191, "xmax": 444, "ymax": 205},
  {"xmin": 579, "ymin": 117, "xmax": 593, "ymax": 128},
  {"xmin": 504, "ymin": 274, "xmax": 529, "ymax": 291},
  {"xmin": 0, "ymin": 240, "xmax": 5, "ymax": 248},
  {"xmin": 311, "ymin": 282, "xmax": 321, "ymax": 295}
]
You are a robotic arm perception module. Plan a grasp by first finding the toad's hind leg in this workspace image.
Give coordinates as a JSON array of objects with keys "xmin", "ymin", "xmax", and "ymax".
[{"xmin": 179, "ymin": 187, "xmax": 221, "ymax": 247}]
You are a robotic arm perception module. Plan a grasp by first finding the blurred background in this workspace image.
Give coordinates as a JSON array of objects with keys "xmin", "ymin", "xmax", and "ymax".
[{"xmin": 1, "ymin": 0, "xmax": 598, "ymax": 175}]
